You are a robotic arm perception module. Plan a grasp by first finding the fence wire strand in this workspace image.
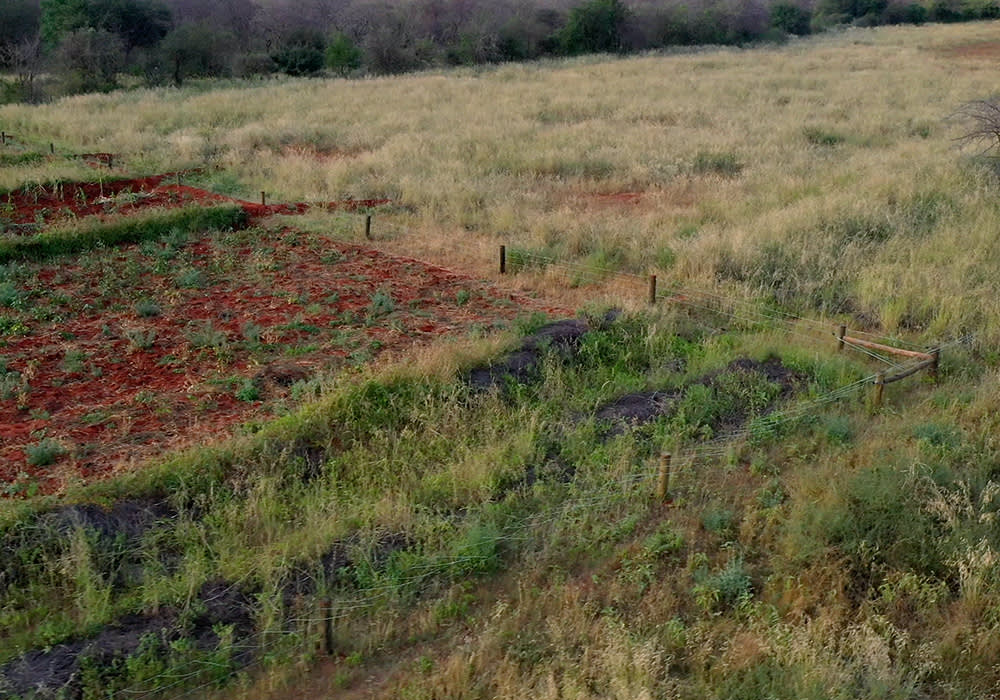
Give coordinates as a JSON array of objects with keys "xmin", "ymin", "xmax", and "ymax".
[{"xmin": 22, "ymin": 246, "xmax": 972, "ymax": 700}]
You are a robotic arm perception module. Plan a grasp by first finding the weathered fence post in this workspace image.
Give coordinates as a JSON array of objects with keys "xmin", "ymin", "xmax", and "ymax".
[
  {"xmin": 364, "ymin": 214, "xmax": 372, "ymax": 240},
  {"xmin": 656, "ymin": 452, "xmax": 672, "ymax": 503},
  {"xmin": 1, "ymin": 132, "xmax": 6, "ymax": 145},
  {"xmin": 49, "ymin": 143, "xmax": 54, "ymax": 155},
  {"xmin": 260, "ymin": 191, "xmax": 266, "ymax": 206},
  {"xmin": 930, "ymin": 348, "xmax": 940, "ymax": 382},
  {"xmin": 648, "ymin": 275, "xmax": 657, "ymax": 305},
  {"xmin": 323, "ymin": 598, "xmax": 335, "ymax": 656},
  {"xmin": 874, "ymin": 372, "xmax": 885, "ymax": 408},
  {"xmin": 499, "ymin": 245, "xmax": 507, "ymax": 275},
  {"xmin": 837, "ymin": 325, "xmax": 847, "ymax": 351},
  {"xmin": 107, "ymin": 155, "xmax": 114, "ymax": 170}
]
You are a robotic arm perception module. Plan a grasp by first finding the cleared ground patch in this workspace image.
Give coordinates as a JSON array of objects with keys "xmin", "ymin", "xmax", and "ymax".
[{"xmin": 0, "ymin": 178, "xmax": 563, "ymax": 494}]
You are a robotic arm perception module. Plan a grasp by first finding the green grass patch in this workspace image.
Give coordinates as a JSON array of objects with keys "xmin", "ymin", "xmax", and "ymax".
[{"xmin": 0, "ymin": 205, "xmax": 248, "ymax": 264}]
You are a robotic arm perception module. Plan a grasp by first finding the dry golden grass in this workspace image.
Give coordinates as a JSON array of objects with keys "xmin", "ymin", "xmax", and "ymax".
[
  {"xmin": 9, "ymin": 22, "xmax": 1000, "ymax": 700},
  {"xmin": 5, "ymin": 22, "xmax": 1000, "ymax": 340}
]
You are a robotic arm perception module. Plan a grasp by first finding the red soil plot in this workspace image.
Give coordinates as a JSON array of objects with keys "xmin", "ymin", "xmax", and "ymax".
[
  {"xmin": 0, "ymin": 226, "xmax": 567, "ymax": 495},
  {"xmin": 0, "ymin": 174, "xmax": 390, "ymax": 229}
]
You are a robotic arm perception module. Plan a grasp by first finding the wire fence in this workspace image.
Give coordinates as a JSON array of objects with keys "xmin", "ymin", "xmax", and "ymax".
[
  {"xmin": 6, "ymin": 242, "xmax": 975, "ymax": 700},
  {"xmin": 106, "ymin": 327, "xmax": 974, "ymax": 700}
]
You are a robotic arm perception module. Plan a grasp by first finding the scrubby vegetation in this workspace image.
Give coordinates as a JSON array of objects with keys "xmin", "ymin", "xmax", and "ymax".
[
  {"xmin": 3, "ymin": 0, "xmax": 1000, "ymax": 101},
  {"xmin": 3, "ymin": 18, "xmax": 1000, "ymax": 700}
]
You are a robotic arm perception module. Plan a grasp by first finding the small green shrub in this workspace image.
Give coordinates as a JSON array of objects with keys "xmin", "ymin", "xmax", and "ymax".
[
  {"xmin": 124, "ymin": 327, "xmax": 156, "ymax": 350},
  {"xmin": 235, "ymin": 378, "xmax": 260, "ymax": 402},
  {"xmin": 175, "ymin": 268, "xmax": 205, "ymax": 289},
  {"xmin": 0, "ymin": 281, "xmax": 24, "ymax": 308},
  {"xmin": 803, "ymin": 126, "xmax": 846, "ymax": 146},
  {"xmin": 692, "ymin": 150, "xmax": 743, "ymax": 177},
  {"xmin": 25, "ymin": 438, "xmax": 67, "ymax": 466},
  {"xmin": 823, "ymin": 414, "xmax": 853, "ymax": 445},
  {"xmin": 186, "ymin": 320, "xmax": 228, "ymax": 350},
  {"xmin": 367, "ymin": 288, "xmax": 396, "ymax": 318},
  {"xmin": 59, "ymin": 349, "xmax": 86, "ymax": 374},
  {"xmin": 702, "ymin": 507, "xmax": 735, "ymax": 537},
  {"xmin": 694, "ymin": 557, "xmax": 753, "ymax": 611},
  {"xmin": 134, "ymin": 299, "xmax": 161, "ymax": 318}
]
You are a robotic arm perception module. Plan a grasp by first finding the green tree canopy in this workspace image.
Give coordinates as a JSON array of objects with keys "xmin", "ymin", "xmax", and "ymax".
[
  {"xmin": 271, "ymin": 28, "xmax": 326, "ymax": 76},
  {"xmin": 159, "ymin": 22, "xmax": 234, "ymax": 85},
  {"xmin": 326, "ymin": 31, "xmax": 362, "ymax": 76},
  {"xmin": 559, "ymin": 0, "xmax": 630, "ymax": 55},
  {"xmin": 41, "ymin": 0, "xmax": 171, "ymax": 52}
]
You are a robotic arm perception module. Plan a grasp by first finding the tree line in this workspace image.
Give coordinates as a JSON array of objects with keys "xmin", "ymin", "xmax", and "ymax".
[{"xmin": 1, "ymin": 0, "xmax": 997, "ymax": 102}]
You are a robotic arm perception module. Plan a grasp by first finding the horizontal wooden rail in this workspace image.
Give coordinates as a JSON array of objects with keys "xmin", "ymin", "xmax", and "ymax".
[
  {"xmin": 838, "ymin": 329, "xmax": 934, "ymax": 361},
  {"xmin": 883, "ymin": 357, "xmax": 937, "ymax": 384}
]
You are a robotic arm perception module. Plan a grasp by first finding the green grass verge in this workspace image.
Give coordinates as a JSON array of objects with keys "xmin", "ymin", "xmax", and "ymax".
[{"xmin": 0, "ymin": 205, "xmax": 248, "ymax": 264}]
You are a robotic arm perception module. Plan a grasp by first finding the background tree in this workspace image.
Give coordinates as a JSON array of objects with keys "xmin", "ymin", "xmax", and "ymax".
[
  {"xmin": 55, "ymin": 27, "xmax": 125, "ymax": 93},
  {"xmin": 41, "ymin": 0, "xmax": 170, "ymax": 54},
  {"xmin": 161, "ymin": 0, "xmax": 256, "ymax": 48},
  {"xmin": 89, "ymin": 0, "xmax": 172, "ymax": 54},
  {"xmin": 40, "ymin": 0, "xmax": 89, "ymax": 48},
  {"xmin": 326, "ymin": 31, "xmax": 363, "ymax": 76},
  {"xmin": 770, "ymin": 1, "xmax": 812, "ymax": 33},
  {"xmin": 271, "ymin": 28, "xmax": 326, "ymax": 76},
  {"xmin": 0, "ymin": 1, "xmax": 42, "ymax": 63},
  {"xmin": 362, "ymin": 11, "xmax": 426, "ymax": 74},
  {"xmin": 159, "ymin": 23, "xmax": 235, "ymax": 85},
  {"xmin": 558, "ymin": 0, "xmax": 630, "ymax": 54}
]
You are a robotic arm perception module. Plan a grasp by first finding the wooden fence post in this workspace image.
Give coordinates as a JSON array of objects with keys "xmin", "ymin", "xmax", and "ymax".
[
  {"xmin": 648, "ymin": 275, "xmax": 657, "ymax": 305},
  {"xmin": 323, "ymin": 598, "xmax": 335, "ymax": 656},
  {"xmin": 50, "ymin": 143, "xmax": 54, "ymax": 155},
  {"xmin": 365, "ymin": 214, "xmax": 372, "ymax": 240},
  {"xmin": 1, "ymin": 132, "xmax": 6, "ymax": 145},
  {"xmin": 656, "ymin": 453, "xmax": 672, "ymax": 503},
  {"xmin": 260, "ymin": 191, "xmax": 266, "ymax": 206},
  {"xmin": 874, "ymin": 372, "xmax": 885, "ymax": 408},
  {"xmin": 499, "ymin": 245, "xmax": 507, "ymax": 275},
  {"xmin": 930, "ymin": 348, "xmax": 940, "ymax": 382},
  {"xmin": 837, "ymin": 325, "xmax": 847, "ymax": 351}
]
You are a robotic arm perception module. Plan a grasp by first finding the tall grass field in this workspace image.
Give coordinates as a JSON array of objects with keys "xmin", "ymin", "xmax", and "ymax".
[{"xmin": 3, "ymin": 19, "xmax": 1000, "ymax": 700}]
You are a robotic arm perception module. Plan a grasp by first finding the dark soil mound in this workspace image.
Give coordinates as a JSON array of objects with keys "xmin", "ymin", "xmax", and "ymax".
[
  {"xmin": 595, "ymin": 390, "xmax": 680, "ymax": 428},
  {"xmin": 0, "ymin": 579, "xmax": 255, "ymax": 699},
  {"xmin": 593, "ymin": 356, "xmax": 805, "ymax": 435},
  {"xmin": 467, "ymin": 319, "xmax": 590, "ymax": 389}
]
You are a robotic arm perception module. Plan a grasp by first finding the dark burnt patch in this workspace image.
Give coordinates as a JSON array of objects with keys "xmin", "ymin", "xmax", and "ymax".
[
  {"xmin": 48, "ymin": 499, "xmax": 176, "ymax": 542},
  {"xmin": 255, "ymin": 360, "xmax": 311, "ymax": 388},
  {"xmin": 0, "ymin": 499, "xmax": 177, "ymax": 595},
  {"xmin": 0, "ymin": 578, "xmax": 255, "ymax": 699},
  {"xmin": 467, "ymin": 319, "xmax": 590, "ymax": 390},
  {"xmin": 595, "ymin": 390, "xmax": 681, "ymax": 435},
  {"xmin": 592, "ymin": 356, "xmax": 805, "ymax": 437},
  {"xmin": 287, "ymin": 439, "xmax": 328, "ymax": 482}
]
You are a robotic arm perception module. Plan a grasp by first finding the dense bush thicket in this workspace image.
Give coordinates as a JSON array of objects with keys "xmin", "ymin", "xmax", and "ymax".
[{"xmin": 0, "ymin": 0, "xmax": 997, "ymax": 100}]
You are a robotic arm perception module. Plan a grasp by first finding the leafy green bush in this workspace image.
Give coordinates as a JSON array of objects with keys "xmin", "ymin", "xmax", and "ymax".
[
  {"xmin": 692, "ymin": 150, "xmax": 743, "ymax": 177},
  {"xmin": 326, "ymin": 32, "xmax": 362, "ymax": 76},
  {"xmin": 806, "ymin": 464, "xmax": 945, "ymax": 584},
  {"xmin": 559, "ymin": 0, "xmax": 630, "ymax": 54},
  {"xmin": 272, "ymin": 29, "xmax": 326, "ymax": 76},
  {"xmin": 25, "ymin": 438, "xmax": 67, "ymax": 466},
  {"xmin": 803, "ymin": 126, "xmax": 846, "ymax": 146},
  {"xmin": 694, "ymin": 557, "xmax": 753, "ymax": 611},
  {"xmin": 771, "ymin": 2, "xmax": 813, "ymax": 34}
]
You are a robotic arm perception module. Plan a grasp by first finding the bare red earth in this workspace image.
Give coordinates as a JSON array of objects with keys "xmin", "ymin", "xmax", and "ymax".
[
  {"xmin": 1, "ymin": 174, "xmax": 390, "ymax": 228},
  {"xmin": 0, "ymin": 177, "xmax": 565, "ymax": 495}
]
